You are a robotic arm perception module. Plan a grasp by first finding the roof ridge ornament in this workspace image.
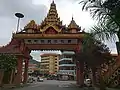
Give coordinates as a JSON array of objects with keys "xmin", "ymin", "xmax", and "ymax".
[
  {"xmin": 52, "ymin": 0, "xmax": 55, "ymax": 4},
  {"xmin": 72, "ymin": 14, "xmax": 74, "ymax": 20},
  {"xmin": 68, "ymin": 16, "xmax": 79, "ymax": 29}
]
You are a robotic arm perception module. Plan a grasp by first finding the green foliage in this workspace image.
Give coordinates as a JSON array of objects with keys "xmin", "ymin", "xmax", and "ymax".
[
  {"xmin": 0, "ymin": 54, "xmax": 17, "ymax": 71},
  {"xmin": 80, "ymin": 0, "xmax": 120, "ymax": 41},
  {"xmin": 75, "ymin": 34, "xmax": 112, "ymax": 68}
]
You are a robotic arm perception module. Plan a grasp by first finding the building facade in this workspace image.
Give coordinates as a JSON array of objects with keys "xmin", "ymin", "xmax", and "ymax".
[
  {"xmin": 58, "ymin": 51, "xmax": 76, "ymax": 80},
  {"xmin": 40, "ymin": 53, "xmax": 60, "ymax": 75}
]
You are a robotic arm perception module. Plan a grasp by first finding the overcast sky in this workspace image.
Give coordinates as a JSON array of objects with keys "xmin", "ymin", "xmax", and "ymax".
[{"xmin": 0, "ymin": 0, "xmax": 118, "ymax": 61}]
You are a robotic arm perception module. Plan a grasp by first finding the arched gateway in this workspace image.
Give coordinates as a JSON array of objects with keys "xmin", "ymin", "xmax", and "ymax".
[{"xmin": 0, "ymin": 1, "xmax": 85, "ymax": 86}]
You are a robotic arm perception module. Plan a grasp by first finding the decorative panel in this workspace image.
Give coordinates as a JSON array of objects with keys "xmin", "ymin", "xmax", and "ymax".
[{"xmin": 24, "ymin": 39, "xmax": 78, "ymax": 44}]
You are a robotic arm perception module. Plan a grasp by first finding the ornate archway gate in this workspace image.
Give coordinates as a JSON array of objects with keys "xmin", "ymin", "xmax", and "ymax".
[{"xmin": 0, "ymin": 1, "xmax": 86, "ymax": 86}]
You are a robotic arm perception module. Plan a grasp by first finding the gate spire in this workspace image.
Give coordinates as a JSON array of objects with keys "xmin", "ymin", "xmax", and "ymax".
[{"xmin": 41, "ymin": 0, "xmax": 62, "ymax": 26}]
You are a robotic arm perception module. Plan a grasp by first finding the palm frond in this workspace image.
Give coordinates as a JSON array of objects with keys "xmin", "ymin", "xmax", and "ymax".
[{"xmin": 90, "ymin": 23, "xmax": 117, "ymax": 41}]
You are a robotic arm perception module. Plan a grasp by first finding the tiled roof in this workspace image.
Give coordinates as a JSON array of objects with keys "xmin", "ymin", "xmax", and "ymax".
[{"xmin": 0, "ymin": 39, "xmax": 22, "ymax": 55}]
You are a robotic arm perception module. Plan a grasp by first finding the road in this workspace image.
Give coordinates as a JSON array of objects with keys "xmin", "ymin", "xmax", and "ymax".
[{"xmin": 12, "ymin": 80, "xmax": 94, "ymax": 90}]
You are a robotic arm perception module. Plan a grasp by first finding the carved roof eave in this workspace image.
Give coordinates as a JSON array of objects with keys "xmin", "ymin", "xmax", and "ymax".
[
  {"xmin": 40, "ymin": 24, "xmax": 62, "ymax": 32},
  {"xmin": 0, "ymin": 52, "xmax": 23, "ymax": 56},
  {"xmin": 0, "ymin": 39, "xmax": 23, "ymax": 55},
  {"xmin": 0, "ymin": 46, "xmax": 22, "ymax": 55}
]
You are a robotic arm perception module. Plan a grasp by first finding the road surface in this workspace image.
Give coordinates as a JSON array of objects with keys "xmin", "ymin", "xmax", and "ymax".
[{"xmin": 12, "ymin": 80, "xmax": 94, "ymax": 90}]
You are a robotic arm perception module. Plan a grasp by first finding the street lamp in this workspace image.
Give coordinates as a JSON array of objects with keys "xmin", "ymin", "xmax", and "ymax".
[{"xmin": 15, "ymin": 13, "xmax": 24, "ymax": 32}]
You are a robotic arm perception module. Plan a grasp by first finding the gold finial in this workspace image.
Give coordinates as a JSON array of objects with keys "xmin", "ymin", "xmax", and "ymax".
[
  {"xmin": 52, "ymin": 0, "xmax": 55, "ymax": 4},
  {"xmin": 72, "ymin": 14, "xmax": 74, "ymax": 20},
  {"xmin": 51, "ymin": 0, "xmax": 55, "ymax": 5}
]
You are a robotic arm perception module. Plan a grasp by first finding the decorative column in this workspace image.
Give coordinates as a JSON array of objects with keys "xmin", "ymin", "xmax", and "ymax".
[
  {"xmin": 76, "ymin": 61, "xmax": 80, "ymax": 85},
  {"xmin": 75, "ymin": 42, "xmax": 84, "ymax": 87},
  {"xmin": 23, "ymin": 49, "xmax": 30, "ymax": 84},
  {"xmin": 23, "ymin": 58, "xmax": 29, "ymax": 83},
  {"xmin": 13, "ymin": 56, "xmax": 23, "ymax": 85},
  {"xmin": 75, "ymin": 59, "xmax": 84, "ymax": 86}
]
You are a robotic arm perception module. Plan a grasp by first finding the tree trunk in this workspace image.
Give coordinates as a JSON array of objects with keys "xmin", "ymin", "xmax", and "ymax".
[
  {"xmin": 9, "ymin": 70, "xmax": 14, "ymax": 84},
  {"xmin": 117, "ymin": 30, "xmax": 120, "ymax": 42},
  {"xmin": 99, "ymin": 75, "xmax": 106, "ymax": 90},
  {"xmin": 91, "ymin": 68, "xmax": 96, "ymax": 87},
  {"xmin": 0, "ymin": 69, "xmax": 4, "ymax": 86}
]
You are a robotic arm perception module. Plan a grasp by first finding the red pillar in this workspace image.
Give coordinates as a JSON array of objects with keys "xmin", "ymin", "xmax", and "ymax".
[
  {"xmin": 23, "ymin": 58, "xmax": 29, "ymax": 83},
  {"xmin": 76, "ymin": 61, "xmax": 80, "ymax": 85},
  {"xmin": 76, "ymin": 61, "xmax": 84, "ymax": 86},
  {"xmin": 13, "ymin": 56, "xmax": 23, "ymax": 85},
  {"xmin": 75, "ymin": 43, "xmax": 84, "ymax": 87},
  {"xmin": 79, "ymin": 62, "xmax": 84, "ymax": 86}
]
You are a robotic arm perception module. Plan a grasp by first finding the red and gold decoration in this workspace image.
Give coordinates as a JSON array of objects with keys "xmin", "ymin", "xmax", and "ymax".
[{"xmin": 0, "ymin": 1, "xmax": 86, "ymax": 86}]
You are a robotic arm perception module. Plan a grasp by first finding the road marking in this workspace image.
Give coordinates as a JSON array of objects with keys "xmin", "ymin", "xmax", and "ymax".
[
  {"xmin": 58, "ymin": 85, "xmax": 69, "ymax": 87},
  {"xmin": 29, "ymin": 84, "xmax": 41, "ymax": 87}
]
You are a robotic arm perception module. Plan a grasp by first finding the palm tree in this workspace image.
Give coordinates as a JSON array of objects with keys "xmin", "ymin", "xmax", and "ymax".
[
  {"xmin": 74, "ymin": 34, "xmax": 112, "ymax": 89},
  {"xmin": 80, "ymin": 0, "xmax": 120, "ymax": 41}
]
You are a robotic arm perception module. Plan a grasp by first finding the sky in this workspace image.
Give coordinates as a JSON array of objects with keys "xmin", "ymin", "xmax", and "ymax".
[{"xmin": 0, "ymin": 0, "xmax": 118, "ymax": 61}]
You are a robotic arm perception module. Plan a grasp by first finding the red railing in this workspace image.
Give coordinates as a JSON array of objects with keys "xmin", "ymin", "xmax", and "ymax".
[{"xmin": 103, "ymin": 55, "xmax": 120, "ymax": 80}]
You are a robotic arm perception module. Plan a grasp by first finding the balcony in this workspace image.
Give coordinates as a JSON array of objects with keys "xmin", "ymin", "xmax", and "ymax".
[
  {"xmin": 59, "ymin": 64, "xmax": 76, "ymax": 67},
  {"xmin": 41, "ymin": 60, "xmax": 49, "ymax": 62},
  {"xmin": 59, "ymin": 70, "xmax": 75, "ymax": 72},
  {"xmin": 59, "ymin": 58, "xmax": 73, "ymax": 61}
]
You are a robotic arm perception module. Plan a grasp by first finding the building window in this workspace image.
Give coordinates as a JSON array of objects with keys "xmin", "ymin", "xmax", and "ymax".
[
  {"xmin": 28, "ymin": 40, "xmax": 31, "ymax": 43},
  {"xmin": 61, "ymin": 40, "xmax": 64, "ymax": 43},
  {"xmin": 34, "ymin": 40, "xmax": 38, "ymax": 43},
  {"xmin": 55, "ymin": 56, "xmax": 57, "ymax": 57},
  {"xmin": 68, "ymin": 40, "xmax": 71, "ymax": 43},
  {"xmin": 41, "ymin": 40, "xmax": 44, "ymax": 43},
  {"xmin": 48, "ymin": 40, "xmax": 51, "ymax": 44},
  {"xmin": 54, "ymin": 40, "xmax": 57, "ymax": 43}
]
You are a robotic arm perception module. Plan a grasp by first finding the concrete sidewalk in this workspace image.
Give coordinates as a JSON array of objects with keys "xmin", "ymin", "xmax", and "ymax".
[{"xmin": 0, "ymin": 83, "xmax": 30, "ymax": 90}]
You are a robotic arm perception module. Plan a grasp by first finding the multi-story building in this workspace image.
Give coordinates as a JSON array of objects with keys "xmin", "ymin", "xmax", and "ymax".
[
  {"xmin": 40, "ymin": 53, "xmax": 60, "ymax": 75},
  {"xmin": 58, "ymin": 51, "xmax": 76, "ymax": 80}
]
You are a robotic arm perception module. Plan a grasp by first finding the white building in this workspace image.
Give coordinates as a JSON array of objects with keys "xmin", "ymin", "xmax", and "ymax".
[{"xmin": 58, "ymin": 51, "xmax": 76, "ymax": 80}]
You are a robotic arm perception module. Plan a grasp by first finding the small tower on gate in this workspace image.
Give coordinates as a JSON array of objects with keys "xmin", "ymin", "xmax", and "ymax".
[
  {"xmin": 68, "ymin": 16, "xmax": 81, "ymax": 33},
  {"xmin": 41, "ymin": 0, "xmax": 62, "ymax": 26}
]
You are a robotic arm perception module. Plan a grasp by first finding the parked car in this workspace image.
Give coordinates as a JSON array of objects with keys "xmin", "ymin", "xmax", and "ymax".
[
  {"xmin": 37, "ymin": 77, "xmax": 44, "ymax": 82},
  {"xmin": 84, "ymin": 79, "xmax": 92, "ymax": 87}
]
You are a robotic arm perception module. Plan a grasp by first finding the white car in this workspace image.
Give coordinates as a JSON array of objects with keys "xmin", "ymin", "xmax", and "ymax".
[
  {"xmin": 84, "ymin": 79, "xmax": 92, "ymax": 87},
  {"xmin": 37, "ymin": 77, "xmax": 44, "ymax": 82}
]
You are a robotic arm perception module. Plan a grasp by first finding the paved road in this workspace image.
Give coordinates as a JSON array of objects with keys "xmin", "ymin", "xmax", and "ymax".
[{"xmin": 11, "ymin": 80, "xmax": 93, "ymax": 90}]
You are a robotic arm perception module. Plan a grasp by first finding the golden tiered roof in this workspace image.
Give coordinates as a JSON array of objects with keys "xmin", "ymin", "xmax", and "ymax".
[
  {"xmin": 41, "ymin": 1, "xmax": 62, "ymax": 26},
  {"xmin": 20, "ymin": 1, "xmax": 81, "ymax": 34},
  {"xmin": 68, "ymin": 17, "xmax": 79, "ymax": 29}
]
